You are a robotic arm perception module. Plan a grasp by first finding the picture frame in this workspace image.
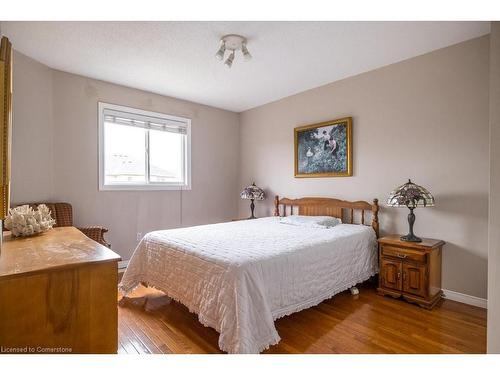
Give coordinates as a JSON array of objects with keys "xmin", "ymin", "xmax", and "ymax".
[{"xmin": 294, "ymin": 117, "xmax": 352, "ymax": 178}]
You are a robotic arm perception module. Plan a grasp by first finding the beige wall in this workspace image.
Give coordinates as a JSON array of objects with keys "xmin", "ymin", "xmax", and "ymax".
[
  {"xmin": 11, "ymin": 51, "xmax": 54, "ymax": 203},
  {"xmin": 11, "ymin": 56, "xmax": 241, "ymax": 261},
  {"xmin": 11, "ymin": 36, "xmax": 491, "ymax": 299},
  {"xmin": 51, "ymin": 71, "xmax": 240, "ymax": 260},
  {"xmin": 239, "ymin": 36, "xmax": 490, "ymax": 299},
  {"xmin": 488, "ymin": 22, "xmax": 500, "ymax": 353}
]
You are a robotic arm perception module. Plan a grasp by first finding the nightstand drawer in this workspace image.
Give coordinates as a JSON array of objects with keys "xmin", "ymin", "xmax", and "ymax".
[{"xmin": 381, "ymin": 246, "xmax": 426, "ymax": 263}]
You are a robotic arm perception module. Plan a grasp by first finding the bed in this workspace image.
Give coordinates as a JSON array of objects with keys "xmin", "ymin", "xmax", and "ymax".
[{"xmin": 119, "ymin": 196, "xmax": 380, "ymax": 353}]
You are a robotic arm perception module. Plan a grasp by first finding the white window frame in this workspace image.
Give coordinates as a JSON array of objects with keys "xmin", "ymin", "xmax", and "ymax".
[{"xmin": 98, "ymin": 102, "xmax": 191, "ymax": 191}]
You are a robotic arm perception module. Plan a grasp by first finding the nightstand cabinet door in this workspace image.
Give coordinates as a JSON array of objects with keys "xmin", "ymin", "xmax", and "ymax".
[
  {"xmin": 402, "ymin": 262, "xmax": 427, "ymax": 298},
  {"xmin": 380, "ymin": 258, "xmax": 402, "ymax": 291}
]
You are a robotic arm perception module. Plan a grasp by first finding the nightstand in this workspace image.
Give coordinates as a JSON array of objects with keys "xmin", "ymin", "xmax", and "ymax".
[{"xmin": 377, "ymin": 235, "xmax": 445, "ymax": 309}]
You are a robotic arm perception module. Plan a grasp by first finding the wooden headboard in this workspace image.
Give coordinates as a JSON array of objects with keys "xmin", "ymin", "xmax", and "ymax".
[{"xmin": 274, "ymin": 195, "xmax": 379, "ymax": 237}]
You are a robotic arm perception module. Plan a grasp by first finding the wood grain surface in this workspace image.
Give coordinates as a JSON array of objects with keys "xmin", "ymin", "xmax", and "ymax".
[{"xmin": 118, "ymin": 282, "xmax": 486, "ymax": 354}]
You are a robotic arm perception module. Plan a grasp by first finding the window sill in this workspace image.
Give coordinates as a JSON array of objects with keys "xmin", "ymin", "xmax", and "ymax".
[{"xmin": 99, "ymin": 184, "xmax": 191, "ymax": 191}]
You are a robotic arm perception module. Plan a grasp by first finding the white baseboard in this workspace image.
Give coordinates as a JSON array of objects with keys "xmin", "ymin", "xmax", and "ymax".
[
  {"xmin": 118, "ymin": 260, "xmax": 129, "ymax": 270},
  {"xmin": 442, "ymin": 289, "xmax": 487, "ymax": 309}
]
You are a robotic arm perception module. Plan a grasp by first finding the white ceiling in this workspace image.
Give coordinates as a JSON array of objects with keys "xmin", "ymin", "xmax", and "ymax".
[{"xmin": 0, "ymin": 21, "xmax": 490, "ymax": 112}]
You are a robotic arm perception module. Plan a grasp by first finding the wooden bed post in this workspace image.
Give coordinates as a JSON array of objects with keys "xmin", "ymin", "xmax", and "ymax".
[
  {"xmin": 274, "ymin": 195, "xmax": 280, "ymax": 217},
  {"xmin": 372, "ymin": 198, "xmax": 380, "ymax": 238}
]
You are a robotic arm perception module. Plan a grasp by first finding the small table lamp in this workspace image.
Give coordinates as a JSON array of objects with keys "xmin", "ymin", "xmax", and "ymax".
[
  {"xmin": 387, "ymin": 179, "xmax": 435, "ymax": 242},
  {"xmin": 240, "ymin": 182, "xmax": 265, "ymax": 219}
]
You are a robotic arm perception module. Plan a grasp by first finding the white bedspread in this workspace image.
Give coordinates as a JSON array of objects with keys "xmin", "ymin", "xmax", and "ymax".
[{"xmin": 119, "ymin": 217, "xmax": 378, "ymax": 353}]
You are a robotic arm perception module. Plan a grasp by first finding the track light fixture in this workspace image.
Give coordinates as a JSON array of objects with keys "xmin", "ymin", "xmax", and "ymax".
[
  {"xmin": 241, "ymin": 42, "xmax": 252, "ymax": 61},
  {"xmin": 224, "ymin": 50, "xmax": 235, "ymax": 68},
  {"xmin": 215, "ymin": 34, "xmax": 252, "ymax": 68},
  {"xmin": 215, "ymin": 41, "xmax": 226, "ymax": 60}
]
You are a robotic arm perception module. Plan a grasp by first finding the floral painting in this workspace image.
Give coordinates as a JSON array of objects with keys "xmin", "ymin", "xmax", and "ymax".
[{"xmin": 294, "ymin": 117, "xmax": 352, "ymax": 177}]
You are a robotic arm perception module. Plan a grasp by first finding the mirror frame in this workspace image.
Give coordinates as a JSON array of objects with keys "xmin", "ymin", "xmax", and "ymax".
[{"xmin": 0, "ymin": 36, "xmax": 12, "ymax": 220}]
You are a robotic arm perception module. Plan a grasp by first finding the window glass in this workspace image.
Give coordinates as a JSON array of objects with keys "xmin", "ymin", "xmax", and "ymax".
[
  {"xmin": 149, "ymin": 129, "xmax": 184, "ymax": 183},
  {"xmin": 104, "ymin": 122, "xmax": 146, "ymax": 184}
]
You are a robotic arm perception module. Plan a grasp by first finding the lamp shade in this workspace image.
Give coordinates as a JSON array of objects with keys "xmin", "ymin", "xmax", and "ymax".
[
  {"xmin": 240, "ymin": 182, "xmax": 265, "ymax": 201},
  {"xmin": 387, "ymin": 179, "xmax": 435, "ymax": 208}
]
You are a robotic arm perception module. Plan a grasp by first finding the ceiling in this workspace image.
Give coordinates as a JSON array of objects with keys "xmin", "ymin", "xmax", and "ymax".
[{"xmin": 0, "ymin": 21, "xmax": 490, "ymax": 112}]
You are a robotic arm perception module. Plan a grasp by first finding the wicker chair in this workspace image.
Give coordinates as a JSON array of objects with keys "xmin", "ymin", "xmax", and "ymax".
[{"xmin": 11, "ymin": 202, "xmax": 110, "ymax": 248}]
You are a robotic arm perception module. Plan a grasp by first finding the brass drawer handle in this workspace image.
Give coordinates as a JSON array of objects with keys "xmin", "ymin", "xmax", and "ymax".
[
  {"xmin": 396, "ymin": 253, "xmax": 407, "ymax": 258},
  {"xmin": 397, "ymin": 272, "xmax": 401, "ymax": 280}
]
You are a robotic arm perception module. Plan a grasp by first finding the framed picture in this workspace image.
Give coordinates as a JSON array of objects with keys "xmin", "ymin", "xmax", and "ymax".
[{"xmin": 294, "ymin": 117, "xmax": 352, "ymax": 177}]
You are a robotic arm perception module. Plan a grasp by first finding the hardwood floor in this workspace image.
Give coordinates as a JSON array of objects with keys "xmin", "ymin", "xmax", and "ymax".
[{"xmin": 117, "ymin": 282, "xmax": 486, "ymax": 354}]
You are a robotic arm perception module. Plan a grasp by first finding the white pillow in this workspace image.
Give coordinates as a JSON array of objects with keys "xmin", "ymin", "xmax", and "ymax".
[{"xmin": 279, "ymin": 215, "xmax": 341, "ymax": 228}]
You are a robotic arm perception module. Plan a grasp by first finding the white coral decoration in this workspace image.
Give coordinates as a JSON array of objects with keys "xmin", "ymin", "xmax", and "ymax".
[{"xmin": 4, "ymin": 204, "xmax": 56, "ymax": 237}]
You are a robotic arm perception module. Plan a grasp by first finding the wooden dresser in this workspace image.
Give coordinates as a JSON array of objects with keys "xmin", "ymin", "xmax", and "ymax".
[
  {"xmin": 0, "ymin": 227, "xmax": 121, "ymax": 353},
  {"xmin": 377, "ymin": 235, "xmax": 445, "ymax": 309}
]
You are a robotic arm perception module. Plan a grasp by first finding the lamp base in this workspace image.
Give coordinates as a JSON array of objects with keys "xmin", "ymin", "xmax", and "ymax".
[
  {"xmin": 248, "ymin": 199, "xmax": 256, "ymax": 220},
  {"xmin": 401, "ymin": 207, "xmax": 422, "ymax": 242},
  {"xmin": 400, "ymin": 234, "xmax": 422, "ymax": 242}
]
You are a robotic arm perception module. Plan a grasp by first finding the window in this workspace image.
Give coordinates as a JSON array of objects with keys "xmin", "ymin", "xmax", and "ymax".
[{"xmin": 98, "ymin": 102, "xmax": 191, "ymax": 190}]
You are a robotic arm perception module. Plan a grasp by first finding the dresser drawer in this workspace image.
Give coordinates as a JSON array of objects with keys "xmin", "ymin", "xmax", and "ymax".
[{"xmin": 381, "ymin": 245, "xmax": 426, "ymax": 263}]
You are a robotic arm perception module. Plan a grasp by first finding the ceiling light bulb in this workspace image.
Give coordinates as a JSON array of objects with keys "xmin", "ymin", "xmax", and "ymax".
[
  {"xmin": 224, "ymin": 51, "xmax": 235, "ymax": 68},
  {"xmin": 241, "ymin": 42, "xmax": 252, "ymax": 61},
  {"xmin": 215, "ymin": 42, "xmax": 226, "ymax": 60}
]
